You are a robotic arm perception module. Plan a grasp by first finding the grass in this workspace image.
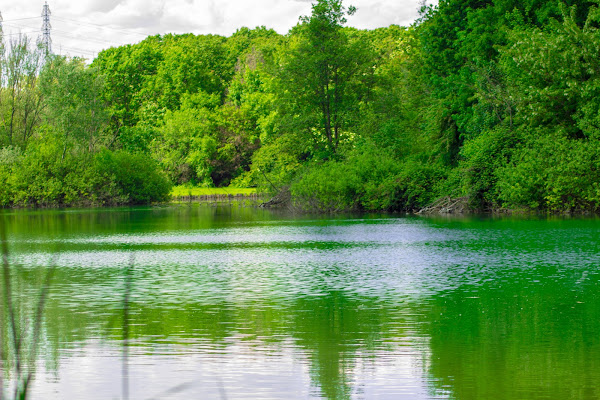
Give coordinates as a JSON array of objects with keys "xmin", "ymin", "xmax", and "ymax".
[{"xmin": 171, "ymin": 186, "xmax": 258, "ymax": 197}]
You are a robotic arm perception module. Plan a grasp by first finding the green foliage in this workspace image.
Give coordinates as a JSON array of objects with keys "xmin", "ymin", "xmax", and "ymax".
[
  {"xmin": 92, "ymin": 37, "xmax": 163, "ymax": 132},
  {"xmin": 4, "ymin": 129, "xmax": 94, "ymax": 207},
  {"xmin": 93, "ymin": 33, "xmax": 236, "ymax": 143},
  {"xmin": 0, "ymin": 131, "xmax": 170, "ymax": 207},
  {"xmin": 498, "ymin": 129, "xmax": 600, "ymax": 211},
  {"xmin": 151, "ymin": 98, "xmax": 216, "ymax": 185},
  {"xmin": 416, "ymin": 0, "xmax": 595, "ymax": 165},
  {"xmin": 39, "ymin": 56, "xmax": 108, "ymax": 153},
  {"xmin": 357, "ymin": 26, "xmax": 431, "ymax": 157},
  {"xmin": 291, "ymin": 143, "xmax": 446, "ymax": 212},
  {"xmin": 475, "ymin": 2, "xmax": 600, "ymax": 212},
  {"xmin": 150, "ymin": 34, "xmax": 233, "ymax": 110},
  {"xmin": 210, "ymin": 104, "xmax": 261, "ymax": 186},
  {"xmin": 0, "ymin": 146, "xmax": 21, "ymax": 205},
  {"xmin": 0, "ymin": 35, "xmax": 44, "ymax": 149},
  {"xmin": 410, "ymin": 0, "xmax": 600, "ymax": 212},
  {"xmin": 242, "ymin": 133, "xmax": 307, "ymax": 191},
  {"xmin": 459, "ymin": 125, "xmax": 520, "ymax": 209},
  {"xmin": 3, "ymin": 1, "xmax": 600, "ymax": 212},
  {"xmin": 93, "ymin": 150, "xmax": 172, "ymax": 205},
  {"xmin": 277, "ymin": 0, "xmax": 372, "ymax": 157},
  {"xmin": 501, "ymin": 4, "xmax": 600, "ymax": 139}
]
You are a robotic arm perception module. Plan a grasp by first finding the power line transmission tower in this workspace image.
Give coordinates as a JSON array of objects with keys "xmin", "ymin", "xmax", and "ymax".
[{"xmin": 41, "ymin": 1, "xmax": 51, "ymax": 54}]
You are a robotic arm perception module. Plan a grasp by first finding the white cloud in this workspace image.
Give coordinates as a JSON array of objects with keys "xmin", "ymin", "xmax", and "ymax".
[
  {"xmin": 1, "ymin": 0, "xmax": 433, "ymax": 59},
  {"xmin": 350, "ymin": 0, "xmax": 424, "ymax": 28}
]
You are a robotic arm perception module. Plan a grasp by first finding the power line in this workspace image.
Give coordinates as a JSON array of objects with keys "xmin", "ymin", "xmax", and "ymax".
[
  {"xmin": 1, "ymin": 13, "xmax": 156, "ymax": 39},
  {"xmin": 1, "ymin": 23, "xmax": 41, "ymax": 40},
  {"xmin": 1, "ymin": 24, "xmax": 101, "ymax": 59},
  {"xmin": 3, "ymin": 31, "xmax": 39, "ymax": 37},
  {"xmin": 53, "ymin": 15, "xmax": 153, "ymax": 37},
  {"xmin": 1, "ymin": 16, "xmax": 40, "ymax": 23},
  {"xmin": 3, "ymin": 22, "xmax": 142, "ymax": 47},
  {"xmin": 60, "ymin": 46, "xmax": 97, "ymax": 57},
  {"xmin": 0, "ymin": 11, "xmax": 158, "ymax": 60},
  {"xmin": 51, "ymin": 29, "xmax": 119, "ymax": 45},
  {"xmin": 2, "ymin": 22, "xmax": 40, "ymax": 31},
  {"xmin": 3, "ymin": 14, "xmax": 155, "ymax": 40}
]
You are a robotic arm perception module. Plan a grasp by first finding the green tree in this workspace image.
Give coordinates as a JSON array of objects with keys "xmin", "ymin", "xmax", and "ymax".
[
  {"xmin": 149, "ymin": 34, "xmax": 233, "ymax": 110},
  {"xmin": 416, "ymin": 0, "xmax": 594, "ymax": 166},
  {"xmin": 279, "ymin": 0, "xmax": 371, "ymax": 157},
  {"xmin": 92, "ymin": 38, "xmax": 162, "ymax": 145},
  {"xmin": 0, "ymin": 35, "xmax": 44, "ymax": 149},
  {"xmin": 39, "ymin": 56, "xmax": 108, "ymax": 157},
  {"xmin": 151, "ymin": 92, "xmax": 219, "ymax": 185},
  {"xmin": 493, "ymin": 2, "xmax": 600, "ymax": 211}
]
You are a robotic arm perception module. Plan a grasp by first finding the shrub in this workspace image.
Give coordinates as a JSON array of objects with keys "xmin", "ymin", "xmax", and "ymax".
[
  {"xmin": 291, "ymin": 143, "xmax": 447, "ymax": 212},
  {"xmin": 93, "ymin": 150, "xmax": 172, "ymax": 205},
  {"xmin": 498, "ymin": 130, "xmax": 600, "ymax": 212}
]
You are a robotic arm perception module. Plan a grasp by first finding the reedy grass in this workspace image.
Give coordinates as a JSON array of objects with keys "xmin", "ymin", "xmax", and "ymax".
[
  {"xmin": 0, "ymin": 218, "xmax": 226, "ymax": 400},
  {"xmin": 0, "ymin": 219, "xmax": 55, "ymax": 400}
]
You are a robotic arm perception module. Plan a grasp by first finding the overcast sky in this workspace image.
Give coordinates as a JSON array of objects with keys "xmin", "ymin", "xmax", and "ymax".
[{"xmin": 1, "ymin": 0, "xmax": 436, "ymax": 60}]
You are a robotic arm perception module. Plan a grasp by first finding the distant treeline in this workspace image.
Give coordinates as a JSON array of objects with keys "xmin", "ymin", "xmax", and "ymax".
[{"xmin": 1, "ymin": 0, "xmax": 599, "ymax": 212}]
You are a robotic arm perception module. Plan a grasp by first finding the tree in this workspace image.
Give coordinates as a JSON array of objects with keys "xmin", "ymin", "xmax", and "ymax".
[
  {"xmin": 492, "ymin": 2, "xmax": 600, "ymax": 211},
  {"xmin": 0, "ymin": 35, "xmax": 44, "ymax": 149},
  {"xmin": 416, "ymin": 0, "xmax": 595, "ymax": 166},
  {"xmin": 279, "ymin": 0, "xmax": 371, "ymax": 157},
  {"xmin": 39, "ymin": 56, "xmax": 108, "ymax": 157},
  {"xmin": 149, "ymin": 34, "xmax": 233, "ymax": 110},
  {"xmin": 92, "ymin": 38, "xmax": 162, "ymax": 146}
]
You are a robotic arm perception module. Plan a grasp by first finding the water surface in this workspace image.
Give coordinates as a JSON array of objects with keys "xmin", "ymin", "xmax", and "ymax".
[{"xmin": 1, "ymin": 206, "xmax": 599, "ymax": 399}]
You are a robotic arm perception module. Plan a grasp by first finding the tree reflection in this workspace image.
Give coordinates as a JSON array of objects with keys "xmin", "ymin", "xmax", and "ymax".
[
  {"xmin": 291, "ymin": 291, "xmax": 390, "ymax": 399},
  {"xmin": 422, "ymin": 267, "xmax": 600, "ymax": 400},
  {"xmin": 2, "ymin": 262, "xmax": 403, "ymax": 400}
]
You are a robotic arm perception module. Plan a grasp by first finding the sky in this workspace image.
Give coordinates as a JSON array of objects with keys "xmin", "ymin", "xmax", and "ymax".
[{"xmin": 0, "ymin": 0, "xmax": 436, "ymax": 60}]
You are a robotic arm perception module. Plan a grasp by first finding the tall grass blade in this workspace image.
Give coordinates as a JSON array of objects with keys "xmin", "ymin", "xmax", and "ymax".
[
  {"xmin": 122, "ymin": 254, "xmax": 134, "ymax": 400},
  {"xmin": 145, "ymin": 382, "xmax": 194, "ymax": 400},
  {"xmin": 0, "ymin": 221, "xmax": 22, "ymax": 399}
]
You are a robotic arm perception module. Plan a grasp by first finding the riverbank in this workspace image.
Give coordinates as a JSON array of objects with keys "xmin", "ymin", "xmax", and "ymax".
[{"xmin": 170, "ymin": 186, "xmax": 266, "ymax": 204}]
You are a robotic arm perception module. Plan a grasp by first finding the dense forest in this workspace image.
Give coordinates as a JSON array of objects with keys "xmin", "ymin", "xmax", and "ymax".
[{"xmin": 0, "ymin": 0, "xmax": 599, "ymax": 212}]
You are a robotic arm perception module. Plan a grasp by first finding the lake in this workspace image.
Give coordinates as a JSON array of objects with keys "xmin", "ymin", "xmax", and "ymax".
[{"xmin": 1, "ymin": 205, "xmax": 599, "ymax": 399}]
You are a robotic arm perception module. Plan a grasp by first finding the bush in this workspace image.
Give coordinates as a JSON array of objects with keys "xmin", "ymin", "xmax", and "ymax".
[
  {"xmin": 386, "ymin": 159, "xmax": 448, "ymax": 211},
  {"xmin": 94, "ymin": 150, "xmax": 172, "ymax": 205},
  {"xmin": 0, "ymin": 134, "xmax": 171, "ymax": 207},
  {"xmin": 498, "ymin": 130, "xmax": 600, "ymax": 212},
  {"xmin": 290, "ymin": 143, "xmax": 447, "ymax": 212},
  {"xmin": 458, "ymin": 125, "xmax": 520, "ymax": 209},
  {"xmin": 0, "ymin": 146, "xmax": 21, "ymax": 206},
  {"xmin": 8, "ymin": 133, "xmax": 92, "ymax": 207}
]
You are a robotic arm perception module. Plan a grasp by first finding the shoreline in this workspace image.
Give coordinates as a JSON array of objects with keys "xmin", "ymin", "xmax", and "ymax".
[
  {"xmin": 171, "ymin": 193, "xmax": 266, "ymax": 203},
  {"xmin": 1, "ymin": 193, "xmax": 599, "ymax": 217}
]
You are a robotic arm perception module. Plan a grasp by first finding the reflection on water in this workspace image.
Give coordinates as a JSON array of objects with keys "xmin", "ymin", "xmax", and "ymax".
[{"xmin": 1, "ymin": 206, "xmax": 599, "ymax": 399}]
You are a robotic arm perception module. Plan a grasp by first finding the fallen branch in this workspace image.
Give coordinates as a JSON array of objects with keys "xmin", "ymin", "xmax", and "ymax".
[{"xmin": 418, "ymin": 196, "xmax": 470, "ymax": 215}]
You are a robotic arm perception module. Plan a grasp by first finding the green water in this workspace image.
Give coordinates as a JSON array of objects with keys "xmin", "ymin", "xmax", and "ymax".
[{"xmin": 1, "ymin": 205, "xmax": 599, "ymax": 399}]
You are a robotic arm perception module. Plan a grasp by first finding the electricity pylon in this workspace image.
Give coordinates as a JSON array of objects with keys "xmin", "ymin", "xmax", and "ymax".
[{"xmin": 41, "ymin": 1, "xmax": 51, "ymax": 54}]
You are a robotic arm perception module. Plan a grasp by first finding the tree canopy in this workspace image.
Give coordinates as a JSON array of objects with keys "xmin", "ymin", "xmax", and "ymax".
[{"xmin": 0, "ymin": 0, "xmax": 599, "ymax": 212}]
